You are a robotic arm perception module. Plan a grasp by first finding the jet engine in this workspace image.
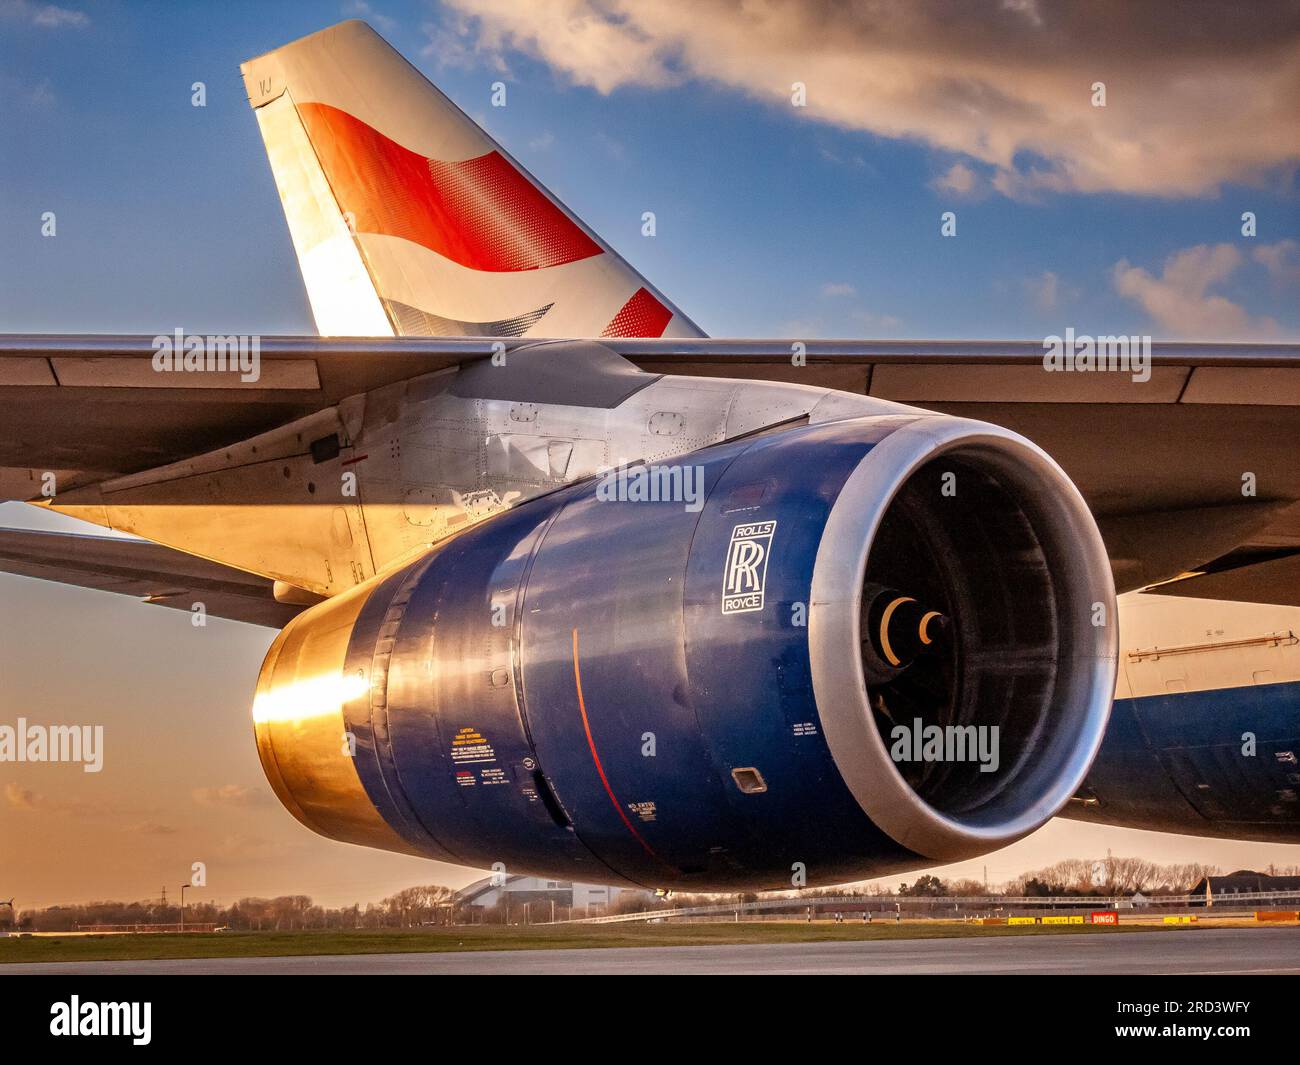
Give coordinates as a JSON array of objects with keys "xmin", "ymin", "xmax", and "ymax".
[{"xmin": 252, "ymin": 414, "xmax": 1116, "ymax": 890}]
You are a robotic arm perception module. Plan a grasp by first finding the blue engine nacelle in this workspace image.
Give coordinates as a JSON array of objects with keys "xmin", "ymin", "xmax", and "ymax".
[{"xmin": 253, "ymin": 414, "xmax": 1116, "ymax": 890}]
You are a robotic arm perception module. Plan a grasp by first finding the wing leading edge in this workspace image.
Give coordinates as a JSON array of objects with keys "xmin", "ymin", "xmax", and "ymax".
[{"xmin": 0, "ymin": 527, "xmax": 304, "ymax": 627}]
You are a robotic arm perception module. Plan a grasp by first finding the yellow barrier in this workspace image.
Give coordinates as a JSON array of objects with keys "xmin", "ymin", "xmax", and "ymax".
[
  {"xmin": 1042, "ymin": 915, "xmax": 1085, "ymax": 925},
  {"xmin": 1162, "ymin": 915, "xmax": 1197, "ymax": 925},
  {"xmin": 1008, "ymin": 916, "xmax": 1039, "ymax": 925}
]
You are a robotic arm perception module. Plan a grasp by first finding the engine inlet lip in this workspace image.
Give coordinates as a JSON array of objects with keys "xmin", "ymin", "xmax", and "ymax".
[{"xmin": 808, "ymin": 415, "xmax": 1117, "ymax": 862}]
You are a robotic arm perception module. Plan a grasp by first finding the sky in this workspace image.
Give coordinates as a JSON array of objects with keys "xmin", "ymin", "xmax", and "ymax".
[{"xmin": 1, "ymin": 0, "xmax": 1299, "ymax": 910}]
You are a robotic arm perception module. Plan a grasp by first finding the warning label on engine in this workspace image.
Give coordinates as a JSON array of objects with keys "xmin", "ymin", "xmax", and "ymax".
[
  {"xmin": 722, "ymin": 520, "xmax": 776, "ymax": 614},
  {"xmin": 451, "ymin": 726, "xmax": 496, "ymax": 766},
  {"xmin": 628, "ymin": 800, "xmax": 657, "ymax": 823}
]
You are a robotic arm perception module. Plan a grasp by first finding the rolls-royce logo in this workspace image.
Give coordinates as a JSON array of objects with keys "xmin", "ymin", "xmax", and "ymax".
[{"xmin": 722, "ymin": 520, "xmax": 776, "ymax": 614}]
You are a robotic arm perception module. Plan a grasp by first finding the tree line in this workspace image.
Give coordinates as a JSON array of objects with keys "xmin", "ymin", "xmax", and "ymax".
[{"xmin": 8, "ymin": 858, "xmax": 1297, "ymax": 929}]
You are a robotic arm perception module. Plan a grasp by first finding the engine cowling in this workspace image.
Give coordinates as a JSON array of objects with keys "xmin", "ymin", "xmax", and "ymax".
[{"xmin": 253, "ymin": 414, "xmax": 1116, "ymax": 890}]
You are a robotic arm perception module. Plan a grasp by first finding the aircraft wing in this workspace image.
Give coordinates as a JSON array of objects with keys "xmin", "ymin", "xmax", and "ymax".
[
  {"xmin": 1137, "ymin": 548, "xmax": 1300, "ymax": 608},
  {"xmin": 0, "ymin": 526, "xmax": 303, "ymax": 627},
  {"xmin": 2, "ymin": 338, "xmax": 1300, "ymax": 608},
  {"xmin": 3, "ymin": 335, "xmax": 1296, "ymax": 477},
  {"xmin": 3, "ymin": 334, "xmax": 1298, "ymax": 605},
  {"xmin": 0, "ymin": 334, "xmax": 512, "ymax": 491}
]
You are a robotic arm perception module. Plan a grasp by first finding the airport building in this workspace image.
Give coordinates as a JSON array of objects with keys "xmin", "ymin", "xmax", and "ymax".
[
  {"xmin": 1188, "ymin": 870, "xmax": 1300, "ymax": 904},
  {"xmin": 455, "ymin": 875, "xmax": 655, "ymax": 915}
]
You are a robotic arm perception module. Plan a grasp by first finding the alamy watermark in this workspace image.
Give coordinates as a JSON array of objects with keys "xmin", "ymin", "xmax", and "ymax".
[
  {"xmin": 152, "ymin": 328, "xmax": 261, "ymax": 383},
  {"xmin": 1043, "ymin": 328, "xmax": 1151, "ymax": 383},
  {"xmin": 0, "ymin": 718, "xmax": 103, "ymax": 772},
  {"xmin": 889, "ymin": 718, "xmax": 1000, "ymax": 774},
  {"xmin": 50, "ymin": 997, "xmax": 150, "ymax": 1045},
  {"xmin": 596, "ymin": 463, "xmax": 704, "ymax": 513}
]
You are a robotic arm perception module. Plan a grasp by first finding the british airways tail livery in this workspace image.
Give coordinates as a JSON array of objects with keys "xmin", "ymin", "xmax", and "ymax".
[
  {"xmin": 240, "ymin": 20, "xmax": 703, "ymax": 341},
  {"xmin": 0, "ymin": 20, "xmax": 1297, "ymax": 891}
]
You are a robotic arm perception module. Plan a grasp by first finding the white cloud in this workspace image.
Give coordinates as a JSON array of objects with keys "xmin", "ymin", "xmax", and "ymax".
[
  {"xmin": 434, "ymin": 0, "xmax": 1300, "ymax": 198},
  {"xmin": 778, "ymin": 309, "xmax": 903, "ymax": 336},
  {"xmin": 25, "ymin": 78, "xmax": 56, "ymax": 107},
  {"xmin": 210, "ymin": 832, "xmax": 308, "ymax": 863},
  {"xmin": 820, "ymin": 282, "xmax": 856, "ymax": 298},
  {"xmin": 0, "ymin": 0, "xmax": 88, "ymax": 28},
  {"xmin": 1022, "ymin": 270, "xmax": 1079, "ymax": 313},
  {"xmin": 931, "ymin": 162, "xmax": 983, "ymax": 198},
  {"xmin": 592, "ymin": 130, "xmax": 627, "ymax": 162},
  {"xmin": 1253, "ymin": 239, "xmax": 1300, "ymax": 285},
  {"xmin": 432, "ymin": 0, "xmax": 682, "ymax": 94},
  {"xmin": 192, "ymin": 783, "xmax": 270, "ymax": 808},
  {"xmin": 1000, "ymin": 0, "xmax": 1043, "ymax": 27},
  {"xmin": 131, "ymin": 821, "xmax": 178, "ymax": 836},
  {"xmin": 0, "ymin": 73, "xmax": 59, "ymax": 110},
  {"xmin": 816, "ymin": 144, "xmax": 868, "ymax": 170},
  {"xmin": 2, "ymin": 782, "xmax": 130, "ymax": 818},
  {"xmin": 1112, "ymin": 243, "xmax": 1279, "ymax": 339},
  {"xmin": 851, "ymin": 309, "xmax": 903, "ymax": 331},
  {"xmin": 343, "ymin": 0, "xmax": 397, "ymax": 35}
]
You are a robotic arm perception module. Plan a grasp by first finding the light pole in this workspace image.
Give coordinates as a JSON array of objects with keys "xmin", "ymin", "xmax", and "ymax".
[{"xmin": 180, "ymin": 884, "xmax": 190, "ymax": 932}]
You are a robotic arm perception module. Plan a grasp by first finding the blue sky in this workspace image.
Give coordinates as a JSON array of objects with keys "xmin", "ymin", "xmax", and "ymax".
[{"xmin": 2, "ymin": 0, "xmax": 1296, "ymax": 341}]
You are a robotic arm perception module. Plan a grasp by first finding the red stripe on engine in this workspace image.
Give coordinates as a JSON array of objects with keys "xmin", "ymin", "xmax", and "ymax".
[
  {"xmin": 571, "ymin": 628, "xmax": 661, "ymax": 861},
  {"xmin": 599, "ymin": 287, "xmax": 673, "ymax": 338},
  {"xmin": 298, "ymin": 102, "xmax": 603, "ymax": 273}
]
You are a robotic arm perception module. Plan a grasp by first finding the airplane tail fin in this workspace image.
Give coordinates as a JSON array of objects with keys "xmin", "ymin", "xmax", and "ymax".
[{"xmin": 241, "ymin": 20, "xmax": 703, "ymax": 340}]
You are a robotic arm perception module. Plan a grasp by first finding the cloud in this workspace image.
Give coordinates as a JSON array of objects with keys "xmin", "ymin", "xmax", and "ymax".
[
  {"xmin": 851, "ymin": 309, "xmax": 903, "ymax": 332},
  {"xmin": 780, "ymin": 318, "xmax": 824, "ymax": 338},
  {"xmin": 592, "ymin": 130, "xmax": 627, "ymax": 162},
  {"xmin": 1253, "ymin": 239, "xmax": 1300, "ymax": 285},
  {"xmin": 816, "ymin": 144, "xmax": 868, "ymax": 170},
  {"xmin": 1001, "ymin": 0, "xmax": 1044, "ymax": 28},
  {"xmin": 0, "ymin": 0, "xmax": 88, "ymax": 28},
  {"xmin": 192, "ymin": 784, "xmax": 270, "ymax": 808},
  {"xmin": 26, "ymin": 79, "xmax": 56, "ymax": 107},
  {"xmin": 1022, "ymin": 270, "xmax": 1079, "ymax": 313},
  {"xmin": 782, "ymin": 309, "xmax": 903, "ymax": 336},
  {"xmin": 3, "ymin": 782, "xmax": 151, "ymax": 819},
  {"xmin": 931, "ymin": 162, "xmax": 983, "ymax": 198},
  {"xmin": 210, "ymin": 833, "xmax": 308, "ymax": 863},
  {"xmin": 820, "ymin": 282, "xmax": 856, "ymax": 298},
  {"xmin": 131, "ymin": 821, "xmax": 178, "ymax": 836},
  {"xmin": 431, "ymin": 0, "xmax": 683, "ymax": 93},
  {"xmin": 3, "ymin": 783, "xmax": 89, "ymax": 815},
  {"xmin": 1112, "ymin": 243, "xmax": 1279, "ymax": 339},
  {"xmin": 434, "ymin": 0, "xmax": 1300, "ymax": 198},
  {"xmin": 0, "ymin": 72, "xmax": 59, "ymax": 111},
  {"xmin": 343, "ymin": 0, "xmax": 397, "ymax": 34}
]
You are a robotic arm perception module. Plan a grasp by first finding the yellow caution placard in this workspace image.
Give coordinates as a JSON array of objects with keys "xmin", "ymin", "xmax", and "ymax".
[
  {"xmin": 1162, "ymin": 915, "xmax": 1197, "ymax": 924},
  {"xmin": 1008, "ymin": 916, "xmax": 1039, "ymax": 925},
  {"xmin": 1042, "ymin": 915, "xmax": 1084, "ymax": 925}
]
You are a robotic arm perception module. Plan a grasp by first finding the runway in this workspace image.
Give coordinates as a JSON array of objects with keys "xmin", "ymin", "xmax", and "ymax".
[{"xmin": 6, "ymin": 927, "xmax": 1299, "ymax": 975}]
